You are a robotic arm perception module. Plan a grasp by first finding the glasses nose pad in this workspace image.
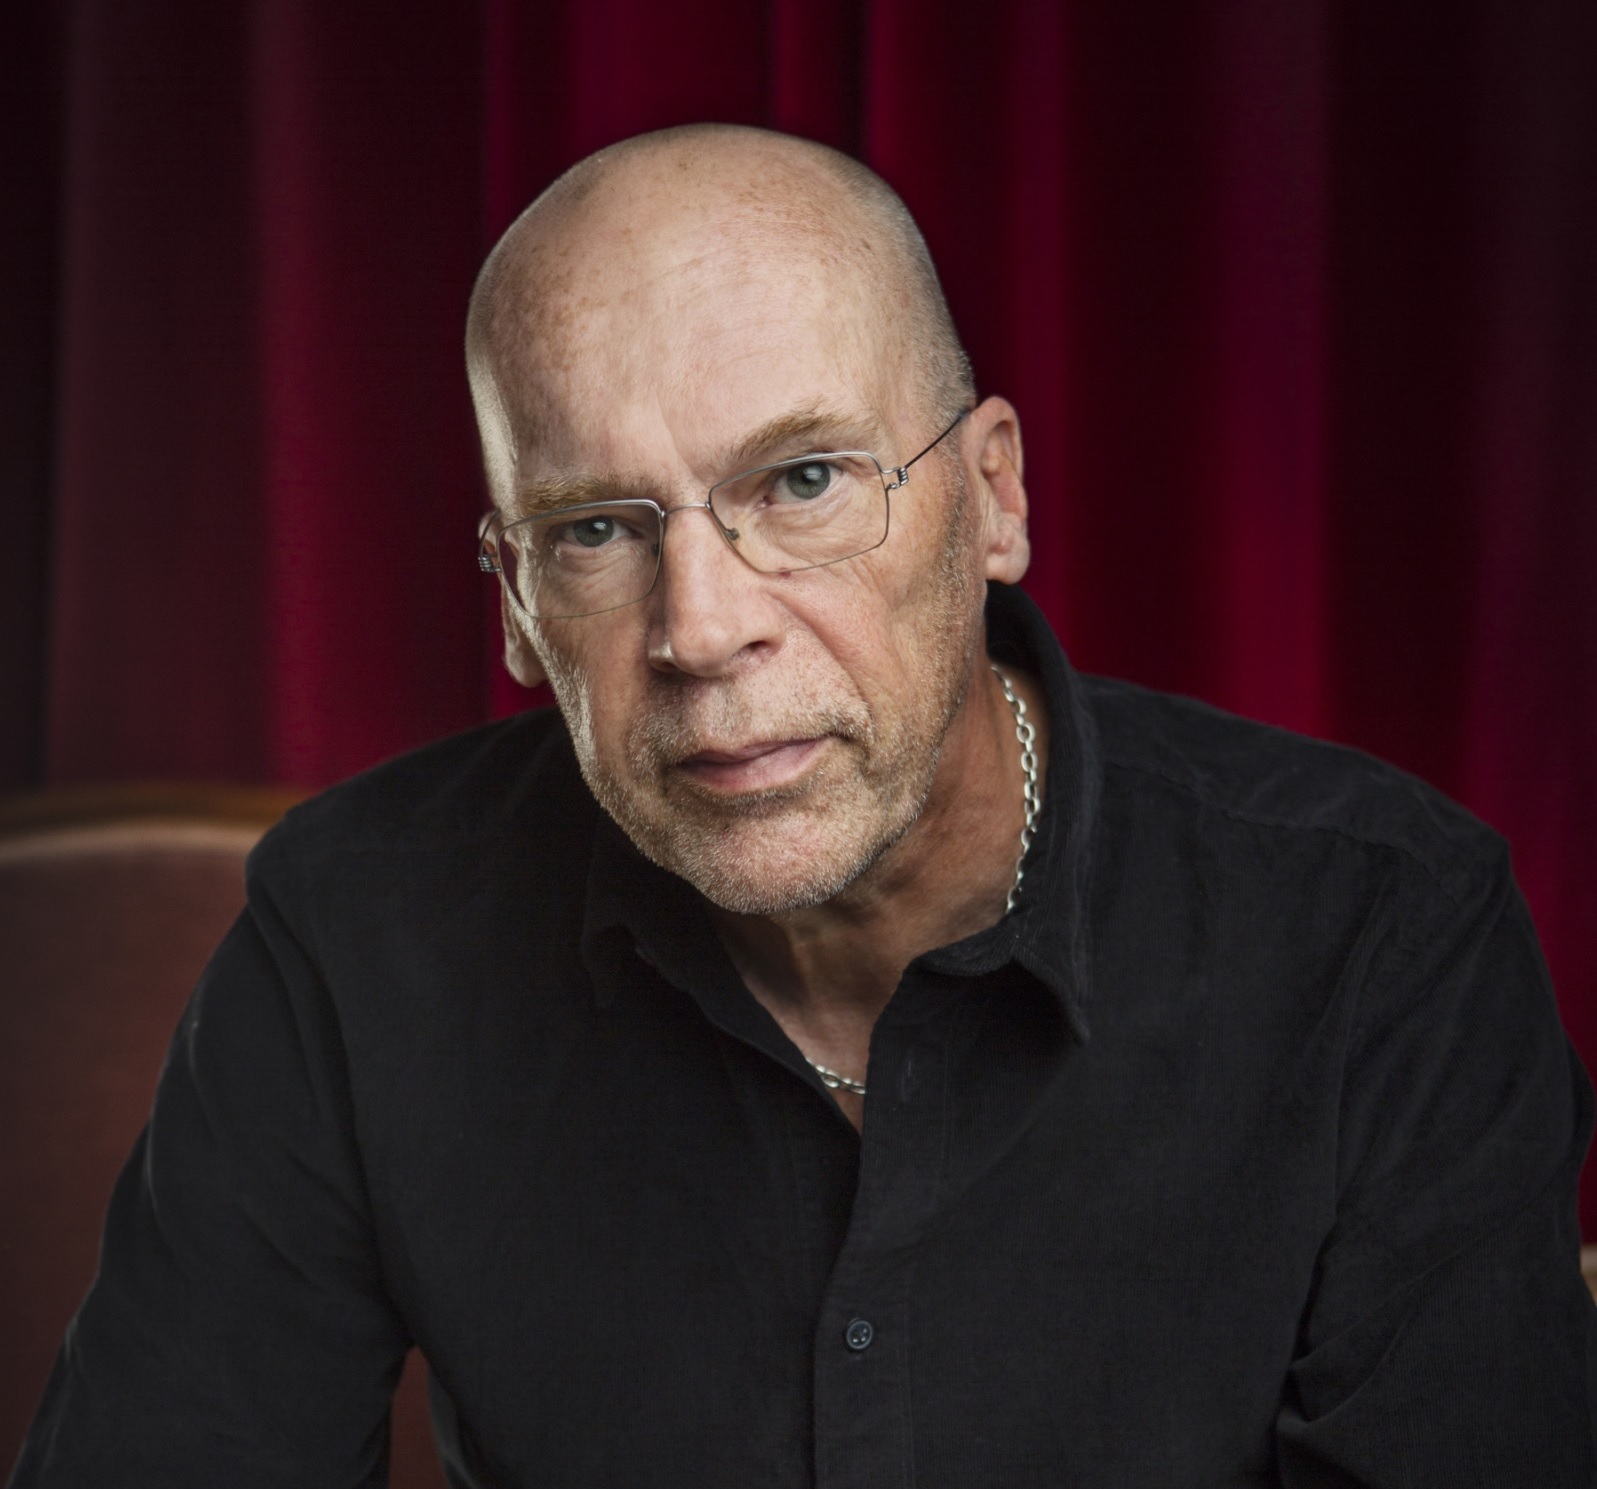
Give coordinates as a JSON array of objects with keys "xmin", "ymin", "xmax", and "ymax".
[{"xmin": 700, "ymin": 495, "xmax": 740, "ymax": 545}]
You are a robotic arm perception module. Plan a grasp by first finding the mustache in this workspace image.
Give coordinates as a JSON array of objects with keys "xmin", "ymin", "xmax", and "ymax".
[{"xmin": 627, "ymin": 679, "xmax": 871, "ymax": 768}]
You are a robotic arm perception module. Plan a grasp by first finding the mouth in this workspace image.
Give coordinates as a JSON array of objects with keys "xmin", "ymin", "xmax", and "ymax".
[{"xmin": 673, "ymin": 736, "xmax": 830, "ymax": 794}]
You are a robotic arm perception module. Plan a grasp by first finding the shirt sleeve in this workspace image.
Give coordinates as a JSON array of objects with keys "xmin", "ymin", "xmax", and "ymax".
[
  {"xmin": 1276, "ymin": 845, "xmax": 1597, "ymax": 1487},
  {"xmin": 9, "ymin": 840, "xmax": 410, "ymax": 1488}
]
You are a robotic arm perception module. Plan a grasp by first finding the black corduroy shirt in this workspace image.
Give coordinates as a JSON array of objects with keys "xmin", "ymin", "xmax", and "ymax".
[{"xmin": 14, "ymin": 584, "xmax": 1596, "ymax": 1488}]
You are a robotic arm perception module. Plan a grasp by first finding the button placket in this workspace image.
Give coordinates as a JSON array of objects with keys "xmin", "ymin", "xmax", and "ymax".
[{"xmin": 812, "ymin": 1020, "xmax": 949, "ymax": 1489}]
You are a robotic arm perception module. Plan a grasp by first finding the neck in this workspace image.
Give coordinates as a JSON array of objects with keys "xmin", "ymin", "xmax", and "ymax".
[{"xmin": 708, "ymin": 651, "xmax": 1049, "ymax": 1104}]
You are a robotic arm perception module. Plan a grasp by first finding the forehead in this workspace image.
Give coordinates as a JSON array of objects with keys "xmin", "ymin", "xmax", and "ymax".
[{"xmin": 488, "ymin": 196, "xmax": 913, "ymax": 482}]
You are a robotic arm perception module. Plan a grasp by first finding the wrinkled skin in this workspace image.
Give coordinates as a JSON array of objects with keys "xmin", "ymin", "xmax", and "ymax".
[{"xmin": 470, "ymin": 129, "xmax": 1043, "ymax": 1124}]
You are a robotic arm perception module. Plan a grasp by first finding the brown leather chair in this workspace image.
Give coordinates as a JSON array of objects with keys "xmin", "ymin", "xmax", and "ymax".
[{"xmin": 0, "ymin": 785, "xmax": 444, "ymax": 1487}]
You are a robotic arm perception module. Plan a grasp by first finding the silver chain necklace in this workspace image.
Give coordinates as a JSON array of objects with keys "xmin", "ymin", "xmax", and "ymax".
[
  {"xmin": 991, "ymin": 663, "xmax": 1042, "ymax": 915},
  {"xmin": 800, "ymin": 665, "xmax": 1042, "ymax": 1101},
  {"xmin": 808, "ymin": 1062, "xmax": 868, "ymax": 1097}
]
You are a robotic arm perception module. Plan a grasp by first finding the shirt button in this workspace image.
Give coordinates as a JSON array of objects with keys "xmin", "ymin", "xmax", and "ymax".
[{"xmin": 844, "ymin": 1317, "xmax": 875, "ymax": 1351}]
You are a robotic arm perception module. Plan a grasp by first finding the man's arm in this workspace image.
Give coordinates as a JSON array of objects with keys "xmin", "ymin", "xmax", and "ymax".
[
  {"xmin": 1278, "ymin": 847, "xmax": 1597, "ymax": 1487},
  {"xmin": 10, "ymin": 842, "xmax": 409, "ymax": 1487}
]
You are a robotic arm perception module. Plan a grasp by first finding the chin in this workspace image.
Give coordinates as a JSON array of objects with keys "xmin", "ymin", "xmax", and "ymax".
[
  {"xmin": 676, "ymin": 845, "xmax": 870, "ymax": 916},
  {"xmin": 609, "ymin": 790, "xmax": 920, "ymax": 916}
]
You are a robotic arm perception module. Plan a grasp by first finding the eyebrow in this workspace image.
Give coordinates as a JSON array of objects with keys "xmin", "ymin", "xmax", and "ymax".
[
  {"xmin": 507, "ymin": 405, "xmax": 887, "ymax": 518},
  {"xmin": 720, "ymin": 406, "xmax": 885, "ymax": 472},
  {"xmin": 508, "ymin": 473, "xmax": 662, "ymax": 518}
]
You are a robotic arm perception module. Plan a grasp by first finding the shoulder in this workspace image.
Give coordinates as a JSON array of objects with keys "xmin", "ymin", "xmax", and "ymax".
[
  {"xmin": 237, "ymin": 708, "xmax": 603, "ymax": 1012},
  {"xmin": 250, "ymin": 706, "xmax": 595, "ymax": 881},
  {"xmin": 1079, "ymin": 674, "xmax": 1506, "ymax": 905}
]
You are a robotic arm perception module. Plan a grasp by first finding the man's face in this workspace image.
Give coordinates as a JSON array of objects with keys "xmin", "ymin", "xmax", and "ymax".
[{"xmin": 493, "ymin": 206, "xmax": 988, "ymax": 914}]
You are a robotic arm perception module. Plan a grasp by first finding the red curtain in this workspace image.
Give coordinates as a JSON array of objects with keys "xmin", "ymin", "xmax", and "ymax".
[{"xmin": 4, "ymin": 0, "xmax": 1594, "ymax": 1225}]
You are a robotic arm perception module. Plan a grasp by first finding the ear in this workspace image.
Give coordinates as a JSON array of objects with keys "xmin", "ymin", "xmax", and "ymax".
[
  {"xmin": 500, "ymin": 586, "xmax": 548, "ymax": 688},
  {"xmin": 966, "ymin": 396, "xmax": 1030, "ymax": 584}
]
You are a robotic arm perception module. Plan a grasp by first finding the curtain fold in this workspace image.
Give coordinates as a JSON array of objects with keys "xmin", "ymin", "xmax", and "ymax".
[{"xmin": 5, "ymin": 0, "xmax": 1594, "ymax": 1225}]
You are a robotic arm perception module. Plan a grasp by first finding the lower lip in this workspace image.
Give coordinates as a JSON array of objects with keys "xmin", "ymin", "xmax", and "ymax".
[{"xmin": 676, "ymin": 737, "xmax": 828, "ymax": 793}]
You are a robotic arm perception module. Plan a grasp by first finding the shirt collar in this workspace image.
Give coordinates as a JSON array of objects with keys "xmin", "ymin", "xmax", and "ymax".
[{"xmin": 580, "ymin": 581, "xmax": 1101, "ymax": 1043}]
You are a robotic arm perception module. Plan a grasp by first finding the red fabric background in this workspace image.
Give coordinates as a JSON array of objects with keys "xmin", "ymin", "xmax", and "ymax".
[{"xmin": 3, "ymin": 1, "xmax": 1594, "ymax": 1226}]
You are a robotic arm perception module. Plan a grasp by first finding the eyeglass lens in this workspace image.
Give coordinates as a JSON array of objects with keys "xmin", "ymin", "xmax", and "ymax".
[{"xmin": 499, "ymin": 452, "xmax": 890, "ymax": 619}]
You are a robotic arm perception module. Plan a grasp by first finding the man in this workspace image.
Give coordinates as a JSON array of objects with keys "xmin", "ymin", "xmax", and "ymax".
[{"xmin": 13, "ymin": 125, "xmax": 1595, "ymax": 1487}]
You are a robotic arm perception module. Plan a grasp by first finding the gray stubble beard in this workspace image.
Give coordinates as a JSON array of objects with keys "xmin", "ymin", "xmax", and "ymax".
[{"xmin": 540, "ymin": 457, "xmax": 984, "ymax": 916}]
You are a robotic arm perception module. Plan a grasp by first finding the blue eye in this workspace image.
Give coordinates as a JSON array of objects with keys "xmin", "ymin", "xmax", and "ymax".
[
  {"xmin": 781, "ymin": 462, "xmax": 835, "ymax": 501},
  {"xmin": 569, "ymin": 517, "xmax": 616, "ymax": 548}
]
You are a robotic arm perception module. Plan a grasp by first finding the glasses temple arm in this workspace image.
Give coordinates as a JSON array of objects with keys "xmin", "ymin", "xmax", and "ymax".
[{"xmin": 891, "ymin": 407, "xmax": 972, "ymax": 488}]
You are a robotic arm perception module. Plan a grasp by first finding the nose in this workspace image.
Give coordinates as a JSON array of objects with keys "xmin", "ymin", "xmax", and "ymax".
[{"xmin": 647, "ymin": 502, "xmax": 782, "ymax": 677}]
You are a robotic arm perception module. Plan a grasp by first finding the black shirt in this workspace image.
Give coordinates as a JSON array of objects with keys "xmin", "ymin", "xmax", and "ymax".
[{"xmin": 13, "ymin": 584, "xmax": 1596, "ymax": 1488}]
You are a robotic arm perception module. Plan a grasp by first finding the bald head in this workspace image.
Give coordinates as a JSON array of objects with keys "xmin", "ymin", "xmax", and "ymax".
[{"xmin": 465, "ymin": 124, "xmax": 973, "ymax": 505}]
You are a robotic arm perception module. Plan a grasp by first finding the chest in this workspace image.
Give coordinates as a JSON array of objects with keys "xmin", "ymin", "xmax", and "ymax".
[{"xmin": 348, "ymin": 949, "xmax": 1342, "ymax": 1489}]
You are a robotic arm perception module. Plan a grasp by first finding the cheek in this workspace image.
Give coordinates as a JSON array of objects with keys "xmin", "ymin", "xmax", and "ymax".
[
  {"xmin": 767, "ymin": 597, "xmax": 922, "ymax": 753},
  {"xmin": 816, "ymin": 511, "xmax": 972, "ymax": 689},
  {"xmin": 819, "ymin": 589, "xmax": 907, "ymax": 692},
  {"xmin": 534, "ymin": 619, "xmax": 648, "ymax": 771}
]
